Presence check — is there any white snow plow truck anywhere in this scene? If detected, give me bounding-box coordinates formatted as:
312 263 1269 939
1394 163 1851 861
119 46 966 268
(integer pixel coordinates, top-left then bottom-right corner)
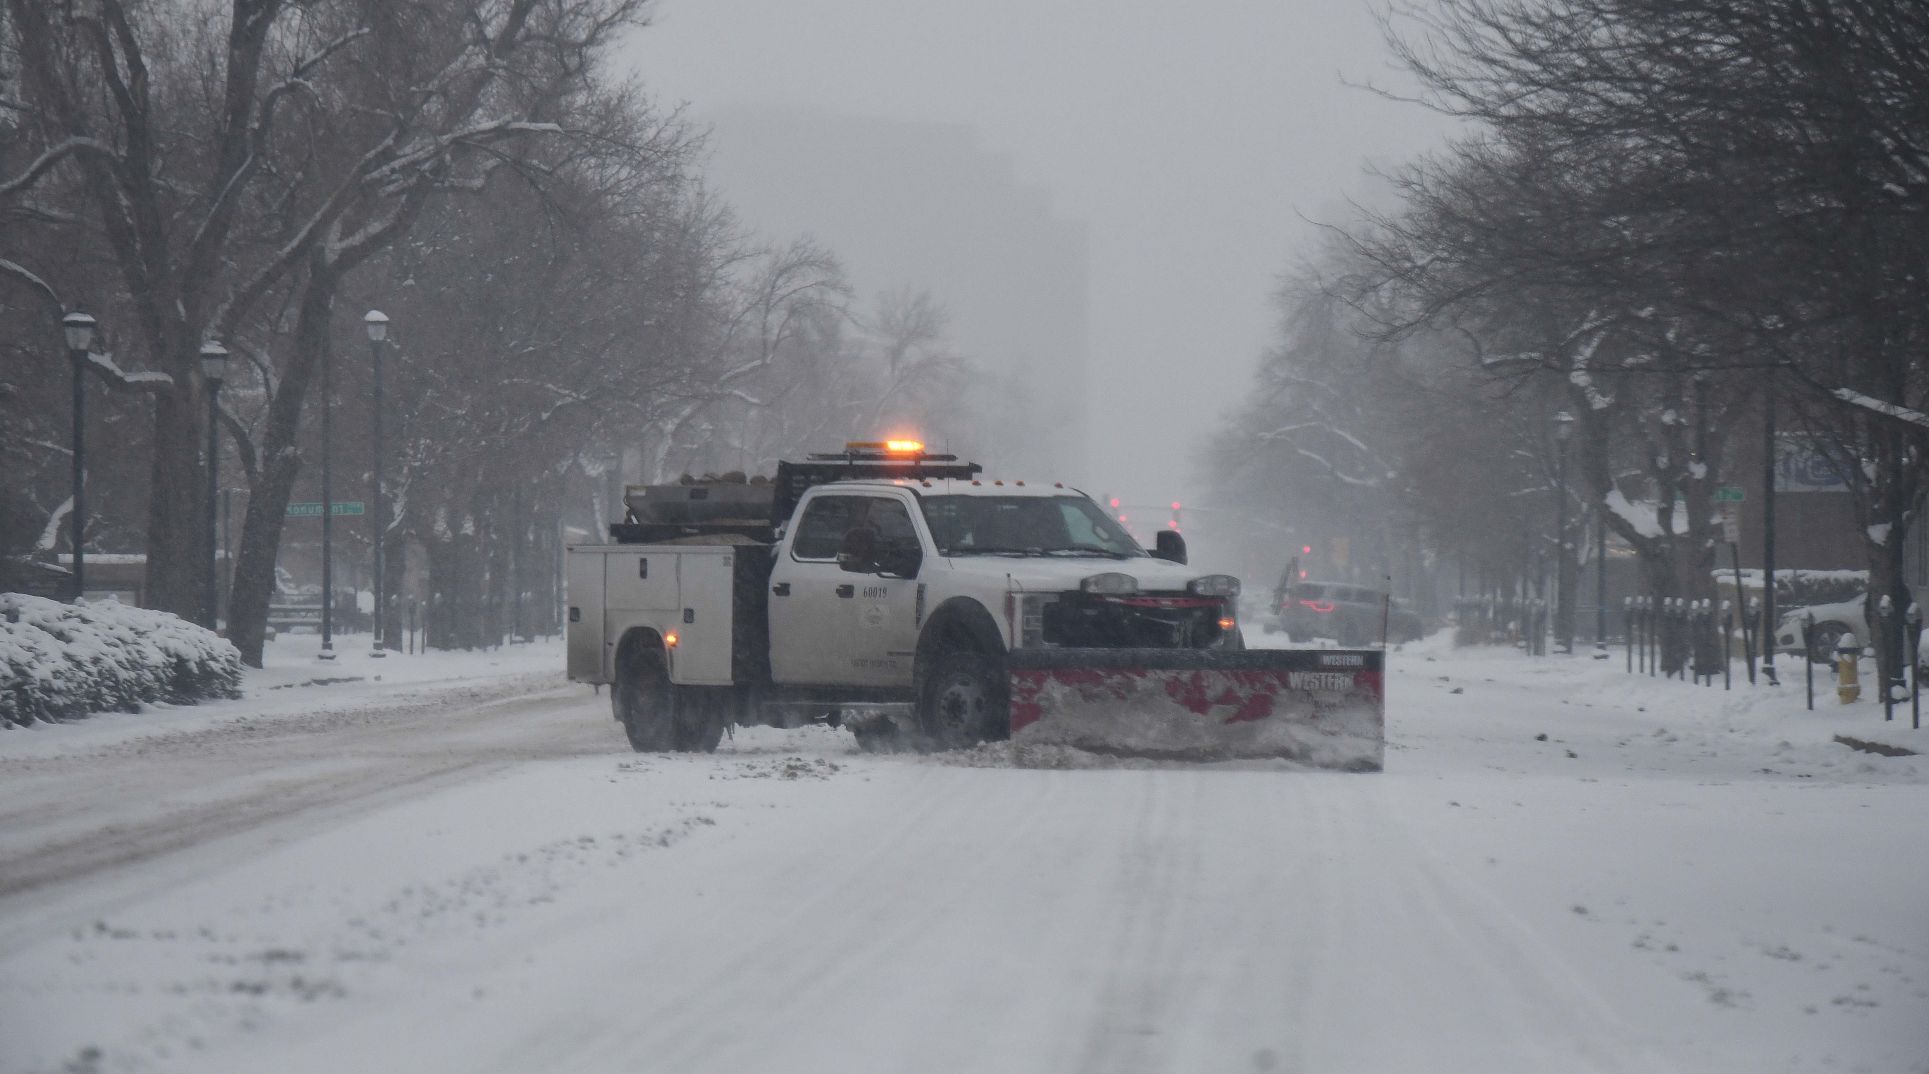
565 441 1383 769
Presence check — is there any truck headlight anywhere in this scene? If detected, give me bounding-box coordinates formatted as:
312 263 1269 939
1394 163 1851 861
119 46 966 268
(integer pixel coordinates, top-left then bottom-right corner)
1187 574 1240 598
1081 572 1139 595
1019 594 1055 647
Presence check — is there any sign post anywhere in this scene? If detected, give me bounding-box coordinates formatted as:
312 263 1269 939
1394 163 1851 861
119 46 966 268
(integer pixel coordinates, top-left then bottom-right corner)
1714 487 1753 682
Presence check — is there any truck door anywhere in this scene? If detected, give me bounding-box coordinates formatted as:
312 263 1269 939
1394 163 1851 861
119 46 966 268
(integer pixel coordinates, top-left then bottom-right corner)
840 495 925 688
768 493 862 684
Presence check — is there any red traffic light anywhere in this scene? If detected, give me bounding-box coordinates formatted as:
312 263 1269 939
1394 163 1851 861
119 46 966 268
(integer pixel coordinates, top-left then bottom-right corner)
1301 545 1312 555
1109 497 1121 508
1170 501 1181 511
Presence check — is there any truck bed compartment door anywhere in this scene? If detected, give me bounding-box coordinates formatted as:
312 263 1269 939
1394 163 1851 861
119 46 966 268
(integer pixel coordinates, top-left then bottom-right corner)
605 551 679 610
565 549 608 682
673 552 735 685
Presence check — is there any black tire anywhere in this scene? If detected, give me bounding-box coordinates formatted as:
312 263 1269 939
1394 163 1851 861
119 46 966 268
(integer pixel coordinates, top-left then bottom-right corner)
672 687 727 753
851 722 903 753
1807 620 1851 665
917 649 1008 751
614 644 676 752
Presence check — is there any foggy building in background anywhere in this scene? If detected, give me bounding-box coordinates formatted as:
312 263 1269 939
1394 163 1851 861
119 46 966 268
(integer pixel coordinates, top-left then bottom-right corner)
700 104 1091 480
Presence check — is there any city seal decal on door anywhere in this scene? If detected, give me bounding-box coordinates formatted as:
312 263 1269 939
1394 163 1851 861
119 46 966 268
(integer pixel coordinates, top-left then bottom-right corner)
861 603 889 629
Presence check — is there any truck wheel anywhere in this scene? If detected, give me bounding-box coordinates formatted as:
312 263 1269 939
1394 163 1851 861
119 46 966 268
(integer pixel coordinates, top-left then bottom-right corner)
615 645 677 752
918 650 1007 751
852 722 902 753
672 688 727 753
1806 621 1850 665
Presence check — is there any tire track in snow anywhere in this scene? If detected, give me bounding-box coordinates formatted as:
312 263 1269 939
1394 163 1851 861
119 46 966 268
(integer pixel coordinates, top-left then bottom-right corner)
479 763 985 1074
1071 771 1193 1074
0 684 597 956
142 748 1683 1074
1297 784 1677 1074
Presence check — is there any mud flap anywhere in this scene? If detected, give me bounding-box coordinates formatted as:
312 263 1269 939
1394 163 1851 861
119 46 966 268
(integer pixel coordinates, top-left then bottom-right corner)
1005 648 1385 771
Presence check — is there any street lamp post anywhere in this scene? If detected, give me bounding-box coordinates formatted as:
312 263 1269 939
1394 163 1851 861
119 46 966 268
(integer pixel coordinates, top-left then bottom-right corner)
1553 410 1576 654
365 310 389 657
319 321 336 661
62 312 96 602
1762 372 1779 685
1594 496 1608 652
200 340 230 630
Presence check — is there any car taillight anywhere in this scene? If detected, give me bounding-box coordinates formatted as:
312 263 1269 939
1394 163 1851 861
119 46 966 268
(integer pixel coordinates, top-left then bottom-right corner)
1299 599 1334 613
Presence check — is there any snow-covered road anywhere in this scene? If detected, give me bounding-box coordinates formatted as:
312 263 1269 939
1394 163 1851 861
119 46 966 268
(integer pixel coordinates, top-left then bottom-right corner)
2 639 1925 1073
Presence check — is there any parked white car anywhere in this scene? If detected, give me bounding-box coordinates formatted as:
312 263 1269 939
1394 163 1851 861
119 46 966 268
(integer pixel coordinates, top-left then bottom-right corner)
1773 599 1868 663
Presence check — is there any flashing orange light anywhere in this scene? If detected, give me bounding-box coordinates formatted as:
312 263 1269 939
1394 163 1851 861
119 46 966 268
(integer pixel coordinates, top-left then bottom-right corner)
844 439 925 454
1218 617 1236 631
664 631 680 648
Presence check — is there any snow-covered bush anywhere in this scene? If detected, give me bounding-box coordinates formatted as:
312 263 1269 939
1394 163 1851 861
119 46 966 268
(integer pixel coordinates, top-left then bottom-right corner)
0 593 242 728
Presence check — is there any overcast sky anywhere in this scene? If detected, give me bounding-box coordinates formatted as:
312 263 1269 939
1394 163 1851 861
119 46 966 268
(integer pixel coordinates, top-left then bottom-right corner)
620 0 1455 512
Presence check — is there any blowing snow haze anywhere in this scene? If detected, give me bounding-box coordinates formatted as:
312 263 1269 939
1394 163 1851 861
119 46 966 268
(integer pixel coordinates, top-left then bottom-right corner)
620 0 1452 504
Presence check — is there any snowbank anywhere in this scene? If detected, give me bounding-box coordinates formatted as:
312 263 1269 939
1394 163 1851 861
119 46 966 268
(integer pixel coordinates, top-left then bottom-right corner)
0 593 242 728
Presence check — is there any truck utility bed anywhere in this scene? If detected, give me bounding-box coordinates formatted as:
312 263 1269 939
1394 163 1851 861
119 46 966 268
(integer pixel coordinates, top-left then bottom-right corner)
565 542 772 687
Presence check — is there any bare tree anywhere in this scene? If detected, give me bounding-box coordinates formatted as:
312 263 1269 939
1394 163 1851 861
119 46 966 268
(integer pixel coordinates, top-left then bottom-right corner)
2 0 653 657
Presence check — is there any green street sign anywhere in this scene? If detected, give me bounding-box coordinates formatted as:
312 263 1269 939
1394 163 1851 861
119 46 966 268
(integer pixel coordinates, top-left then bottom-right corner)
1713 486 1746 503
286 501 365 517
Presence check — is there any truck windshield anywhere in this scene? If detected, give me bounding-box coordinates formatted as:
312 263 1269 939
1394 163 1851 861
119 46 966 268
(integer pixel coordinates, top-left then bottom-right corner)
919 495 1146 558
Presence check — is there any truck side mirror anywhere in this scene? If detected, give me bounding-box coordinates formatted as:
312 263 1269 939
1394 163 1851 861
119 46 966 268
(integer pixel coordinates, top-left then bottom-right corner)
837 526 880 573
879 545 922 579
1153 530 1188 565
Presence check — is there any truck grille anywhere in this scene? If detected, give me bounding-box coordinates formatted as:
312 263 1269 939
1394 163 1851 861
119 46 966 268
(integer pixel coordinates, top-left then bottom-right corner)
1040 592 1230 649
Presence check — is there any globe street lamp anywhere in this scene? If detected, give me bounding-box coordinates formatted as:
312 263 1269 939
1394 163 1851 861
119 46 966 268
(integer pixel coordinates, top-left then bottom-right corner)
62 311 96 601
364 309 389 657
1553 410 1576 654
200 340 230 630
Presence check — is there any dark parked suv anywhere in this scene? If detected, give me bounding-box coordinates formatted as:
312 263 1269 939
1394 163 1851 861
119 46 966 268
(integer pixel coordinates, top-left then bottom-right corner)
1268 580 1424 645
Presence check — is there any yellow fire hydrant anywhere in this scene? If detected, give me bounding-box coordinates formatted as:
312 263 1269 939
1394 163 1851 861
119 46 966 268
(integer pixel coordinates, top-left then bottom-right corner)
1836 633 1861 704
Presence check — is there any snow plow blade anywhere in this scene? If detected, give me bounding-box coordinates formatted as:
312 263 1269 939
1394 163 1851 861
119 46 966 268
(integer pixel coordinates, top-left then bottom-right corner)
1005 648 1384 770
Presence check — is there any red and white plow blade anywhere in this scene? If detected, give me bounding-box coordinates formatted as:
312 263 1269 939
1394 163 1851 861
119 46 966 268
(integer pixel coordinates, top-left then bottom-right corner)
1005 649 1385 770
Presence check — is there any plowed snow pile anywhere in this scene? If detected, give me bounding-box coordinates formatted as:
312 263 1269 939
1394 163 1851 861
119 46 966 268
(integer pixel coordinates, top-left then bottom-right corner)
1 594 241 727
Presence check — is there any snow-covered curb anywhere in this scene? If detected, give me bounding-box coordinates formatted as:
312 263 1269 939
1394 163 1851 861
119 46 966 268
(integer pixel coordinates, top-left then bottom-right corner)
0 593 242 728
